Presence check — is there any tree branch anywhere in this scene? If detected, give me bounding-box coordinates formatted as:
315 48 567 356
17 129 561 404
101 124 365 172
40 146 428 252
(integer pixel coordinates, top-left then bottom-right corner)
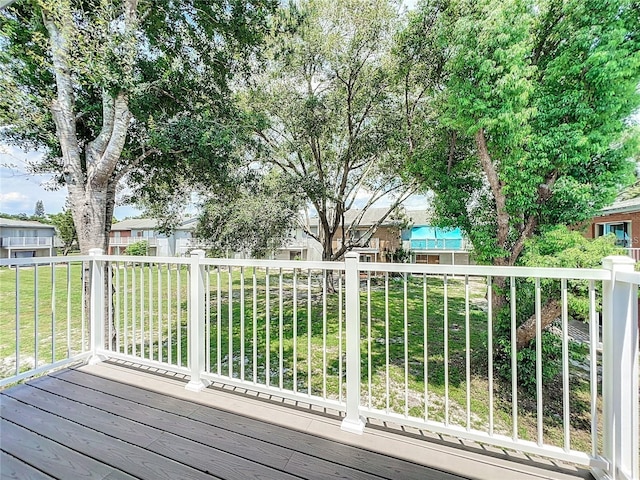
475 128 510 254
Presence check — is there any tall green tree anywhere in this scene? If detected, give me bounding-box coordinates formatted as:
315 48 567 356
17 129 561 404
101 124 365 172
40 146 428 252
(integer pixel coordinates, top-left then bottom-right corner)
248 0 417 261
195 171 302 258
399 0 640 345
33 200 45 217
48 202 77 255
0 0 277 254
401 0 639 269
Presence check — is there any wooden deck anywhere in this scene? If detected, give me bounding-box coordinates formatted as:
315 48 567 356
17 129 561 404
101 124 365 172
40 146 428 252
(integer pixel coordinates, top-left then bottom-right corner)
1 362 594 480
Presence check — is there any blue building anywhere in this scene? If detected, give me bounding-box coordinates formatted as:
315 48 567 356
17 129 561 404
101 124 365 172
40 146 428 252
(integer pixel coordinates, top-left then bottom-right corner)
404 211 472 265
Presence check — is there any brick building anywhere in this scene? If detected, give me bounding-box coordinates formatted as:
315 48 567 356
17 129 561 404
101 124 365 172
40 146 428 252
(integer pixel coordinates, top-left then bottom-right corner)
583 196 640 260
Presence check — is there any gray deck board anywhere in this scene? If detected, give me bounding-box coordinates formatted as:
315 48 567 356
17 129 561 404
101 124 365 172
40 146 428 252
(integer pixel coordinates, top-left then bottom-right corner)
0 450 55 480
2 385 299 480
0 419 123 480
27 377 296 470
1 365 592 480
0 395 217 480
1 369 467 480
53 369 462 480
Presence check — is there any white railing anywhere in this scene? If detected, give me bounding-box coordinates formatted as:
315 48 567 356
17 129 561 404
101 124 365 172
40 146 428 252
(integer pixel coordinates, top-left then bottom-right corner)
109 237 158 247
0 256 92 386
1 236 53 247
407 237 473 251
1 252 637 480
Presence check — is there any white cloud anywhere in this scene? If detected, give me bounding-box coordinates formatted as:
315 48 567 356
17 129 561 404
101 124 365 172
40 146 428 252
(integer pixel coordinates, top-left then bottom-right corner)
0 191 28 203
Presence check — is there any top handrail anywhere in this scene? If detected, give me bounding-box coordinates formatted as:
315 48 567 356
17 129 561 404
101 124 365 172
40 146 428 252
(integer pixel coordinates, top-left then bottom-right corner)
0 253 612 280
0 255 93 266
358 261 610 280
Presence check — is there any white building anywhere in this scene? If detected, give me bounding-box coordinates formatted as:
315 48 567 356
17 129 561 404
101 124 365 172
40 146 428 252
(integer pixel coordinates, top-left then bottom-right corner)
0 218 56 258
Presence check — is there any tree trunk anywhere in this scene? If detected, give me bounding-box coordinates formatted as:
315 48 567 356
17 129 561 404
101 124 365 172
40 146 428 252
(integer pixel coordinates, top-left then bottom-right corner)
69 183 111 254
43 5 134 352
516 300 561 349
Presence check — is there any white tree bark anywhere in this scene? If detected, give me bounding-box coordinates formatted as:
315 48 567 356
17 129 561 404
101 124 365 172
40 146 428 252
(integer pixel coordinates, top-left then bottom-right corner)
42 3 135 254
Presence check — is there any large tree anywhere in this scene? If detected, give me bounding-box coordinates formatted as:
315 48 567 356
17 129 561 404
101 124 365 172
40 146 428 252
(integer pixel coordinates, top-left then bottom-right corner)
398 0 640 346
195 170 302 258
0 0 277 254
401 0 640 269
247 0 417 261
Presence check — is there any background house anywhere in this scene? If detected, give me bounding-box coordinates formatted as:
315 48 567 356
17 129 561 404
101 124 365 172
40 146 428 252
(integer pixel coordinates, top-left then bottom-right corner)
403 210 473 265
273 218 323 261
274 207 474 264
110 218 212 257
110 218 176 256
330 208 404 262
583 195 640 261
0 218 56 258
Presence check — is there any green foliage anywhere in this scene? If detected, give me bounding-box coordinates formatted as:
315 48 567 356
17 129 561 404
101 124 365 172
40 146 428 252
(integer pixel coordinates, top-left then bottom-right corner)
0 212 46 222
195 171 302 258
521 226 625 268
0 0 279 244
494 226 623 391
247 0 414 260
33 200 45 218
399 0 640 265
387 247 411 263
47 207 77 254
124 240 148 256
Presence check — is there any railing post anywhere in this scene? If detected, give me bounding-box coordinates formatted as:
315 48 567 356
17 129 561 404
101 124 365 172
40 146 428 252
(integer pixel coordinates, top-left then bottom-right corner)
600 256 639 480
186 249 210 392
88 248 106 365
341 252 365 434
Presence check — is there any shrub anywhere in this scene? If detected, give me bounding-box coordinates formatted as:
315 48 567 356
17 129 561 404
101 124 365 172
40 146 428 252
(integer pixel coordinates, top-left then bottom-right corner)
124 240 148 256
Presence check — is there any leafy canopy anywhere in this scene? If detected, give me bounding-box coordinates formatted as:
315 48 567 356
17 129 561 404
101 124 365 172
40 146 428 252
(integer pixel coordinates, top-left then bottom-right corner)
400 0 640 265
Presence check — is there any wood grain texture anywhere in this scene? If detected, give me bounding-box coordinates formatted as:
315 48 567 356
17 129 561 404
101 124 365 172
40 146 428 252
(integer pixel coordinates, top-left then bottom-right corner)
1 368 478 480
0 396 216 480
0 420 117 480
53 369 459 480
28 377 295 469
0 450 55 480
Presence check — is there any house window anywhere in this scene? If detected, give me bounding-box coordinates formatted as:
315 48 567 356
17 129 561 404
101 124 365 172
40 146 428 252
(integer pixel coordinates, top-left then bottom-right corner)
597 222 631 247
415 254 439 264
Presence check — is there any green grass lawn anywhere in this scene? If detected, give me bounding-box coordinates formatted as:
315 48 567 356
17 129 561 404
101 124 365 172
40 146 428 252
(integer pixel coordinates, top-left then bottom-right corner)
0 262 88 374
0 261 598 453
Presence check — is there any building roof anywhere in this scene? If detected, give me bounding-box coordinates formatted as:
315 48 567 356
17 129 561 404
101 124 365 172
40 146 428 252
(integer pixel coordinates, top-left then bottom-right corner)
599 196 640 216
406 209 432 226
344 207 399 227
111 218 160 231
111 217 198 231
304 207 433 229
0 217 55 229
176 218 198 230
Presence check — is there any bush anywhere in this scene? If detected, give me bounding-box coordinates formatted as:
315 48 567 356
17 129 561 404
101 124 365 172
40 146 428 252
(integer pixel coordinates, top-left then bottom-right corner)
124 240 148 256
